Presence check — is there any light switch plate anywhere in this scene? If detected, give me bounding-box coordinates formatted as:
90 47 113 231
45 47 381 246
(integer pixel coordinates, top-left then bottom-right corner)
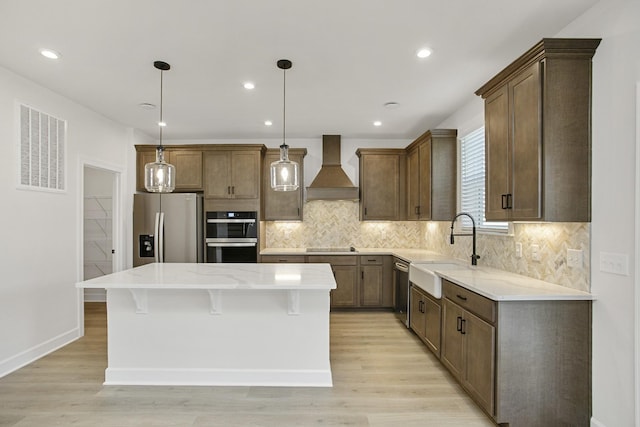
600 252 629 276
567 249 583 268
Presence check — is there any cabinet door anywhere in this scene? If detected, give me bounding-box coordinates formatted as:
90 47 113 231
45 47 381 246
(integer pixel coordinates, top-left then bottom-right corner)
409 286 426 338
204 151 231 199
263 151 303 220
418 140 432 220
423 295 441 356
330 265 358 308
406 147 420 220
361 154 400 220
360 265 383 307
136 150 157 191
484 85 511 221
231 151 260 199
463 310 495 416
441 298 465 380
510 62 541 220
168 150 203 190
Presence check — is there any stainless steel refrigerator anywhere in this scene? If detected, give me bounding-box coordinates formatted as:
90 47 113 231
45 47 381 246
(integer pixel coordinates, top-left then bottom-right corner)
133 193 203 267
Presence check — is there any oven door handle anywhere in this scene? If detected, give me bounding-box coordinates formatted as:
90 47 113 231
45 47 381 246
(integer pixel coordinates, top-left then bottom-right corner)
207 242 257 248
206 219 256 224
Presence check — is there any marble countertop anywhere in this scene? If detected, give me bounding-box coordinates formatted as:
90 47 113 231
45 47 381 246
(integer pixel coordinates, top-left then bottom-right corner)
261 247 593 301
77 262 337 290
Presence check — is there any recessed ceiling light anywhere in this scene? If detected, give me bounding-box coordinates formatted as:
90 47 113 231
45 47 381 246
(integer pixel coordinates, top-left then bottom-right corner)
264 120 273 126
243 82 255 90
384 102 400 109
416 48 432 59
40 48 60 60
158 121 167 127
373 121 382 127
138 102 156 110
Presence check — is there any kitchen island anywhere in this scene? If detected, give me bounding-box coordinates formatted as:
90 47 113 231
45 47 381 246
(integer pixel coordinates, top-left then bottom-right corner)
77 262 336 387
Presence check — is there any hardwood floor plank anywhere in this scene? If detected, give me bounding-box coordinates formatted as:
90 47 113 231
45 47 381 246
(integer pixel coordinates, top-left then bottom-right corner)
0 304 494 427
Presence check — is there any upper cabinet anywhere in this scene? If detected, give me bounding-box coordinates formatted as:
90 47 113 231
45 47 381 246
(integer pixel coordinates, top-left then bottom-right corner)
356 149 406 221
135 146 203 192
204 145 265 210
262 148 307 221
405 129 457 221
476 38 600 222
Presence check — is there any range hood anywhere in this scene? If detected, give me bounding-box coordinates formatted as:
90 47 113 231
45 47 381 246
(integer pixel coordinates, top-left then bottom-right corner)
306 135 359 201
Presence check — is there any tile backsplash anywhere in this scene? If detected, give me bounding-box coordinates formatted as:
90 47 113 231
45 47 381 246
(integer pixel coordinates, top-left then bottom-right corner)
264 200 590 291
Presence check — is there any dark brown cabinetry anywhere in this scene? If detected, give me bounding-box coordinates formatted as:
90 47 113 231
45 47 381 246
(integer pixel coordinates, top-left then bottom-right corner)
260 255 306 263
306 255 358 308
409 285 442 356
440 279 591 425
476 38 600 222
262 148 306 221
406 129 457 221
356 149 406 221
359 256 384 307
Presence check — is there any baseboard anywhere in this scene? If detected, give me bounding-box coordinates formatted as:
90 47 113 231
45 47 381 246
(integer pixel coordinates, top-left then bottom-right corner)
591 417 606 427
104 367 333 387
0 327 81 378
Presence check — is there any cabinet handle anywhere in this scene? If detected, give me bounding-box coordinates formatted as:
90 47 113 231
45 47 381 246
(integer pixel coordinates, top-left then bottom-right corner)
507 193 512 209
461 319 466 335
297 207 300 216
456 294 468 301
364 207 368 216
361 271 364 280
227 186 231 195
501 194 508 209
231 186 235 195
415 206 420 215
456 316 462 332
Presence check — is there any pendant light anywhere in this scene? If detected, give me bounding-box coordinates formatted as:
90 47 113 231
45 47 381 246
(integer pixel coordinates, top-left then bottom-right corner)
270 59 299 191
144 61 175 193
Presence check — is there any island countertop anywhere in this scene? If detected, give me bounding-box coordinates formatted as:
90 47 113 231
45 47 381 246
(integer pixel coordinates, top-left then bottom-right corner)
77 262 337 291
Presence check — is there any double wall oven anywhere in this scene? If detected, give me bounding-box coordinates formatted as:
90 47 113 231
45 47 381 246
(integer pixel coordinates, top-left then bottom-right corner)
205 211 257 263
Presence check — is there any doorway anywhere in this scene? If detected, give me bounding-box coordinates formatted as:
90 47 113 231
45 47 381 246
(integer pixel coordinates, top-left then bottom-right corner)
82 166 118 301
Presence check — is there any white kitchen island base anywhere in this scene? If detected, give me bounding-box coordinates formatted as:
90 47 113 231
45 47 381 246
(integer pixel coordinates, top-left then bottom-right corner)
78 263 336 387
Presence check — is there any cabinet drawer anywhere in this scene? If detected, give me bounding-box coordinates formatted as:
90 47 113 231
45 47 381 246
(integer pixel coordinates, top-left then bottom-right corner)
443 280 496 324
261 255 306 263
306 255 357 266
360 255 383 265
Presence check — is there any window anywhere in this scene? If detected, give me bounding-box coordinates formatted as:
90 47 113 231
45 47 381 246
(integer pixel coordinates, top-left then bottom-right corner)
459 127 508 232
19 104 66 191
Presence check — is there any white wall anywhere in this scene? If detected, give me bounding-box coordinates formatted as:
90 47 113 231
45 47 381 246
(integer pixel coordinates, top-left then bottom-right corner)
437 1 640 424
0 66 135 377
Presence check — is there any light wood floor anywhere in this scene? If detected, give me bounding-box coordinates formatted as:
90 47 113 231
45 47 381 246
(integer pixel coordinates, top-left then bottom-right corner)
0 303 494 427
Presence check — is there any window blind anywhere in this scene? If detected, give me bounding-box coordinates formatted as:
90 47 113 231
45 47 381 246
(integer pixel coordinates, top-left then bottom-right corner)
460 127 508 232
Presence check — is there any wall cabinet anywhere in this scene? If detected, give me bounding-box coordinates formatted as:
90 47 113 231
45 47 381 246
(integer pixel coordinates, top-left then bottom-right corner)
405 129 457 221
204 150 261 199
409 285 442 357
135 147 203 192
440 279 591 425
262 148 306 221
356 149 406 221
476 38 600 222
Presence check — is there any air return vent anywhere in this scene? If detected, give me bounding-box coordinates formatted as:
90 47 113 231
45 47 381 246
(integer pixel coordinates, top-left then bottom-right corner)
19 104 66 191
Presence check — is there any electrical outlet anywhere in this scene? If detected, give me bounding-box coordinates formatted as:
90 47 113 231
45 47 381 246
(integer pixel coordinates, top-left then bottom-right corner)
600 252 629 276
567 249 583 268
531 244 541 262
515 242 522 258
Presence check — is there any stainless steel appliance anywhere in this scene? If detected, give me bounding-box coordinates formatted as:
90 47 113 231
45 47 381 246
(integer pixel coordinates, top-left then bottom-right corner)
205 211 257 263
133 193 203 267
393 258 410 327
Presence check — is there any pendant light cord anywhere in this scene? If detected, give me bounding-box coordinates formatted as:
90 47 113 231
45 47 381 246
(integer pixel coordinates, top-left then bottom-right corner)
159 69 164 149
282 65 286 148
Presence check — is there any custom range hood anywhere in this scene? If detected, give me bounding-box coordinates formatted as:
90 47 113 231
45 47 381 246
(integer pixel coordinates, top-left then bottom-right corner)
306 135 359 201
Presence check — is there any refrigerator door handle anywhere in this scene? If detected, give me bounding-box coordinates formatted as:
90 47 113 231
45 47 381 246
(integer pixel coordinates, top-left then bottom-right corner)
158 212 165 263
154 212 160 263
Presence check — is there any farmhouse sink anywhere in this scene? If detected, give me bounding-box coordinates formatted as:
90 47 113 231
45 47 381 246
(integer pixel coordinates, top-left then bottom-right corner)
409 262 470 299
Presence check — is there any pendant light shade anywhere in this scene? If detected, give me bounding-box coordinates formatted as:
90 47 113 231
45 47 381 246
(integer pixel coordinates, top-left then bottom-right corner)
144 61 175 193
270 59 299 192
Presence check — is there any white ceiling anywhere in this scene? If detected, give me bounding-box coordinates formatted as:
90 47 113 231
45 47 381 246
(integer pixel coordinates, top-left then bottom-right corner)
0 0 599 141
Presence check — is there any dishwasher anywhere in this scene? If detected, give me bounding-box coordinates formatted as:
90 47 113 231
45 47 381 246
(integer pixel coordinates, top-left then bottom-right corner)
393 258 410 327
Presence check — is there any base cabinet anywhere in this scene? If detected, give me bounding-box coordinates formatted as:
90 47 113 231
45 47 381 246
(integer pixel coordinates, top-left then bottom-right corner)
440 279 591 426
410 285 442 357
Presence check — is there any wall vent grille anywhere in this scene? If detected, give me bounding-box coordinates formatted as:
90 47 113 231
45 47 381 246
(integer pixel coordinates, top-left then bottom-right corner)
19 104 66 191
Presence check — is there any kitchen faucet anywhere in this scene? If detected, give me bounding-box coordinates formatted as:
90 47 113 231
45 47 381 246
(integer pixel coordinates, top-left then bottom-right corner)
450 212 480 266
